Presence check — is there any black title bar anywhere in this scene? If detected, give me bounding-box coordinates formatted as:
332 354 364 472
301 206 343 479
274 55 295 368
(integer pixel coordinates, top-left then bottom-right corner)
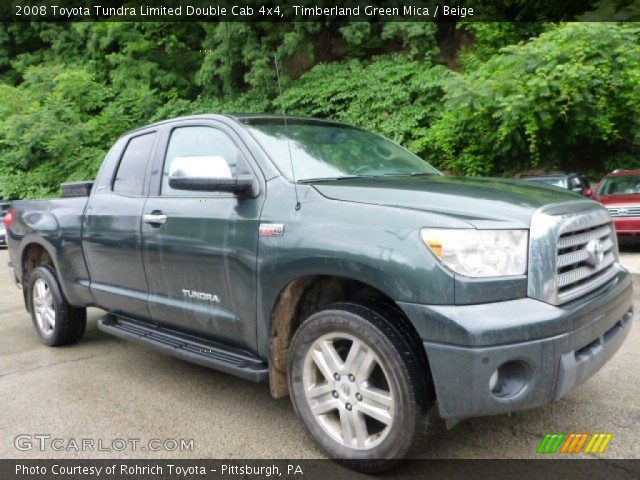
2 459 640 480
1 0 639 22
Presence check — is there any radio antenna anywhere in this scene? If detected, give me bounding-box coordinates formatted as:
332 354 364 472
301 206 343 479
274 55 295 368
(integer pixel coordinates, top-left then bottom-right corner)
274 54 300 211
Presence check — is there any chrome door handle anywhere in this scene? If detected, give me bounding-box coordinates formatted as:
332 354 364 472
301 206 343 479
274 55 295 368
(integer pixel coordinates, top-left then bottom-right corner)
143 213 167 225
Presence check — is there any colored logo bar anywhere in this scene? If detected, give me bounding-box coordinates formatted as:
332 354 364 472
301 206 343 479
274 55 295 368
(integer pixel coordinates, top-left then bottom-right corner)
537 433 612 454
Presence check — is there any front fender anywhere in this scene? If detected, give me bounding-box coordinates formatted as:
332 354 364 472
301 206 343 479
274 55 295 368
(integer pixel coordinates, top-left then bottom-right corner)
254 181 456 358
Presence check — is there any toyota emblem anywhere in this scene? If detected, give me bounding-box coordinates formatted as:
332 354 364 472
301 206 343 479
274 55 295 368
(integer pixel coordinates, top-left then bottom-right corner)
585 238 606 266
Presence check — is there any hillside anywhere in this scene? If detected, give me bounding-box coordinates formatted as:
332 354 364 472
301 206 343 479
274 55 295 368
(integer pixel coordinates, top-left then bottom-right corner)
1 22 639 198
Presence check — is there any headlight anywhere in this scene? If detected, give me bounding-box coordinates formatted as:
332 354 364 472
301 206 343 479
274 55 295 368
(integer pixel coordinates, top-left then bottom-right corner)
420 228 528 277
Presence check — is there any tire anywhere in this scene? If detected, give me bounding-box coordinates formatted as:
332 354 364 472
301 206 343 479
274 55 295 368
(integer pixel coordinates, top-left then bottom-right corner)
28 265 86 346
288 302 433 472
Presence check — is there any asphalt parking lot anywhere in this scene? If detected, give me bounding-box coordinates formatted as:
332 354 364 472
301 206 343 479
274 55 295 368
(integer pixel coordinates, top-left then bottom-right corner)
0 247 638 460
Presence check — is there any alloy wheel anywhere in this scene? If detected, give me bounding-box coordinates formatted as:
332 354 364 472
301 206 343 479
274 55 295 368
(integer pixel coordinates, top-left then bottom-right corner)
302 333 395 450
32 278 55 336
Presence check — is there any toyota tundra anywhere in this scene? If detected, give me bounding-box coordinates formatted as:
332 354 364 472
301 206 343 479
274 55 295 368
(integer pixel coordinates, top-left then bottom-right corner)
4 115 633 469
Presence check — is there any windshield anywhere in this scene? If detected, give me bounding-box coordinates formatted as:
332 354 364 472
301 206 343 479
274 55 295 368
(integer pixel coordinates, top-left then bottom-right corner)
242 119 440 181
598 175 640 196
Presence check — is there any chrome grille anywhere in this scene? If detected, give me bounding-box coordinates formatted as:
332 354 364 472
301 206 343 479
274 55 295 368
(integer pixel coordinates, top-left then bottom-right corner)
605 205 640 217
528 202 620 305
556 219 618 303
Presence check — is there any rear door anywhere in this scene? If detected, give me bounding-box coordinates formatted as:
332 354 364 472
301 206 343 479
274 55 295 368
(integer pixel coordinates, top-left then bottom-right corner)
82 130 158 319
141 120 264 350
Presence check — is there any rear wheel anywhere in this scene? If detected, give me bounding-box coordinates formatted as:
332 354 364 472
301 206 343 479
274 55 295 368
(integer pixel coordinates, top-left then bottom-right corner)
288 303 432 471
28 266 86 346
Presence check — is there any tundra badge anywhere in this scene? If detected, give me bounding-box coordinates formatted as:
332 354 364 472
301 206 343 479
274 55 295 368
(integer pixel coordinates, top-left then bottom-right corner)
182 290 221 303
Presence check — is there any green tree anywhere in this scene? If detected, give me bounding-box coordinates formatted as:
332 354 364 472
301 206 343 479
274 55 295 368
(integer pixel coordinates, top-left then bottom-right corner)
424 23 640 176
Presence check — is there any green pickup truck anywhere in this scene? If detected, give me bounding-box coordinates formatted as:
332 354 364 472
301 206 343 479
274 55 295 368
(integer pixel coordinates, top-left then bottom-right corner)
5 115 633 468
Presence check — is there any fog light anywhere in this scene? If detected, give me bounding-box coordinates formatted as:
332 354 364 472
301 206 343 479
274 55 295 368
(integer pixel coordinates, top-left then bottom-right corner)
490 360 530 398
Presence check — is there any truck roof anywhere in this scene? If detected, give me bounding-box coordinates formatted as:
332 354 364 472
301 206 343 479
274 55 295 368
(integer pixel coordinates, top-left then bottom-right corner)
124 114 347 136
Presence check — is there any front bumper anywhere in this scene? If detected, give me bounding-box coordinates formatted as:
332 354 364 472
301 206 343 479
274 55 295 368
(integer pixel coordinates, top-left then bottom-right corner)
399 270 633 421
613 216 640 235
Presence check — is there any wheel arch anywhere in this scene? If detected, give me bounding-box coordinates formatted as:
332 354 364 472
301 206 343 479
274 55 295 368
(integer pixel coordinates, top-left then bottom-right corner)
19 239 57 311
17 233 93 308
21 240 55 277
267 274 431 400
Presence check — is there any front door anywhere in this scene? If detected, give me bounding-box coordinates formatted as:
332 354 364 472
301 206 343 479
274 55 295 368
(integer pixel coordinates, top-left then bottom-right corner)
141 122 263 350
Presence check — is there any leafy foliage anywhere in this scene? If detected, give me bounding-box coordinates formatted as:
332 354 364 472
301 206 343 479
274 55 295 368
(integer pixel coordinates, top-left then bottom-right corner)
424 23 640 177
279 56 452 154
0 21 639 198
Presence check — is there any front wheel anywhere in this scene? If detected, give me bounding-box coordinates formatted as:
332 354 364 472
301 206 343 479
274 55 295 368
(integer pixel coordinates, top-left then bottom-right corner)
28 265 86 346
288 303 432 471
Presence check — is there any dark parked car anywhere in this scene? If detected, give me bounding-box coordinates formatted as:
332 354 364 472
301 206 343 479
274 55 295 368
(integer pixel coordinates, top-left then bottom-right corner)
4 115 633 468
518 173 592 196
592 169 640 237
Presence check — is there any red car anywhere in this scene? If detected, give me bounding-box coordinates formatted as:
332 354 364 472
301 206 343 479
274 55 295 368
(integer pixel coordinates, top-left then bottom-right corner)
593 169 640 236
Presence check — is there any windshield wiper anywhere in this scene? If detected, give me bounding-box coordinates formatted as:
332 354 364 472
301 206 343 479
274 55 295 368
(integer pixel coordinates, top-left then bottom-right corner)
299 172 438 183
382 172 438 177
298 175 362 183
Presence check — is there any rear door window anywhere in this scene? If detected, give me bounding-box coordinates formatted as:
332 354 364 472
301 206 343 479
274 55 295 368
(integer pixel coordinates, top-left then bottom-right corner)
113 132 157 196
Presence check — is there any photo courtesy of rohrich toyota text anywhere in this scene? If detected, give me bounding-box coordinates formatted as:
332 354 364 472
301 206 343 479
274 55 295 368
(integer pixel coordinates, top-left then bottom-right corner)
0 1 639 479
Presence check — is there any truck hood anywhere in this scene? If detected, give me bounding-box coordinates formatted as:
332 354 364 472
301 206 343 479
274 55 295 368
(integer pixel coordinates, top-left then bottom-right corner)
310 175 583 228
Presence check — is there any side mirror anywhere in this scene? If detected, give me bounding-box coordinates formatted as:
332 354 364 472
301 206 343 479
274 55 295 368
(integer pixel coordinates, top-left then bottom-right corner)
167 155 256 196
169 174 254 194
583 188 593 197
